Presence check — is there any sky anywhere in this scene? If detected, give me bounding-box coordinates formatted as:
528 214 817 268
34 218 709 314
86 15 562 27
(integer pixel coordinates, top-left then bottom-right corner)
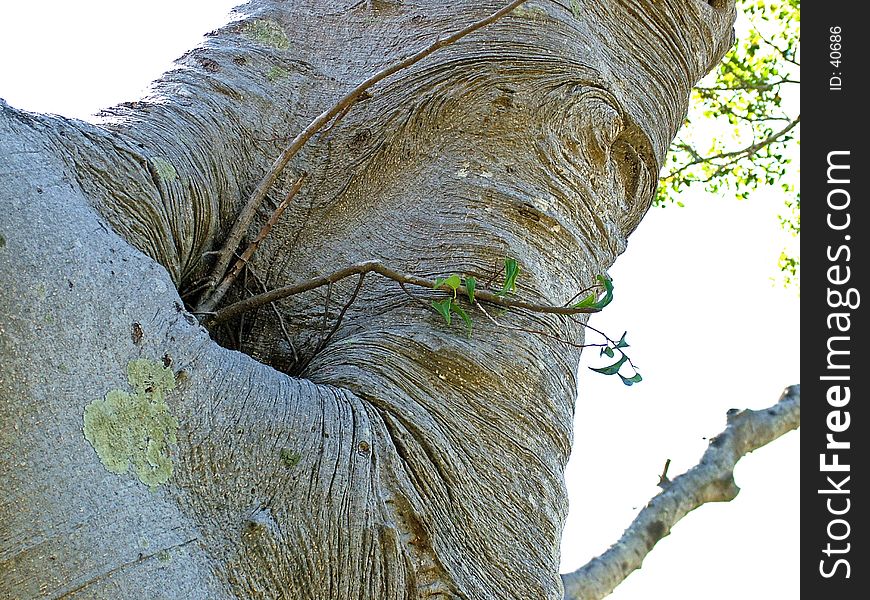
0 2 799 598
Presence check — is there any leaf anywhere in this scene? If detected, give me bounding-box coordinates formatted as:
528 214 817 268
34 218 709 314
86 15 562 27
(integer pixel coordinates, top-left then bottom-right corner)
572 292 597 309
619 372 643 386
443 274 462 292
451 302 473 335
573 274 614 310
502 258 519 295
431 299 452 325
615 332 629 349
464 276 476 304
589 354 628 376
591 274 614 309
600 346 615 358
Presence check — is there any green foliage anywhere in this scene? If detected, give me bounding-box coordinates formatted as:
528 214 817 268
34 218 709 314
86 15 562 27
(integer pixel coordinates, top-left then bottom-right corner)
592 332 641 386
465 276 477 303
428 262 640 384
657 0 800 286
501 258 519 296
573 275 614 310
451 302 473 334
431 298 454 325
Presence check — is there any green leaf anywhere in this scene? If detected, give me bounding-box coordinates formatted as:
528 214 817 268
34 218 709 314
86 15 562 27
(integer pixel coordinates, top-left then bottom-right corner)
615 332 629 349
443 274 462 292
431 299 452 325
572 292 597 309
600 346 615 358
464 276 476 304
451 302 473 335
589 354 628 376
619 372 643 386
502 258 519 295
592 275 614 309
574 275 614 310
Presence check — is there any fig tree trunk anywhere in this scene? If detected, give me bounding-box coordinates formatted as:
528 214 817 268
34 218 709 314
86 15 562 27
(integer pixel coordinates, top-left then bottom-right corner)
0 1 736 598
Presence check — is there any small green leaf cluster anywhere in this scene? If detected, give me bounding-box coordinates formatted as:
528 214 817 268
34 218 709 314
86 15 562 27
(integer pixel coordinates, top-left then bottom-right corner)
429 261 641 385
657 0 800 285
432 272 477 335
572 275 614 310
431 258 521 335
591 332 642 386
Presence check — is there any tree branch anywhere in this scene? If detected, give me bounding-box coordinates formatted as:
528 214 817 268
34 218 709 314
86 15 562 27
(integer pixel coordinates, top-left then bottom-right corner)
207 260 600 325
662 115 800 182
694 77 799 92
199 174 307 312
561 385 800 600
195 0 529 310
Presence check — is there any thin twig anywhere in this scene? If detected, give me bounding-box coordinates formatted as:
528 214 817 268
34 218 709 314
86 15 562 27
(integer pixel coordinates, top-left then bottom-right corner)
657 458 672 488
297 273 367 374
199 0 530 301
694 77 799 92
321 282 333 334
474 301 598 350
562 283 600 307
242 264 300 365
398 281 435 311
208 260 600 325
199 174 307 312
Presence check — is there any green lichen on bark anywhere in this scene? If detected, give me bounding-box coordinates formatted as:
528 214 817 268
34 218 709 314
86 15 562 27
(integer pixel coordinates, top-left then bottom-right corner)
83 359 179 490
267 65 289 82
280 447 301 468
151 157 177 183
243 19 290 50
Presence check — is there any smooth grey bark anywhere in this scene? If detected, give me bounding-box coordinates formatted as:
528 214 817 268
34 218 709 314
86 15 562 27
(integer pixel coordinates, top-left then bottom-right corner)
0 1 736 598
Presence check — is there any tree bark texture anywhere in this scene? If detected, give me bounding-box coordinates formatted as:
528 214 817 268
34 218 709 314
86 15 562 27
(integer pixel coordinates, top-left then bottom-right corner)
0 1 736 598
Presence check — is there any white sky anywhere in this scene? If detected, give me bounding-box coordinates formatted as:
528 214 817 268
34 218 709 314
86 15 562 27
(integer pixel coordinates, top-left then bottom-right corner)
0 2 799 598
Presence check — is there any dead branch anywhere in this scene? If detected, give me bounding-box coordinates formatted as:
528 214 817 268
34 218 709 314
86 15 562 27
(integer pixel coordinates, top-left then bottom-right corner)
560 385 800 600
200 174 307 312
661 115 800 183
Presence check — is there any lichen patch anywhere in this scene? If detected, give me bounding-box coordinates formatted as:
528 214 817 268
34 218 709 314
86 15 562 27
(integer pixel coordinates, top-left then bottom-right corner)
267 65 290 82
83 359 179 490
151 157 177 183
243 19 290 50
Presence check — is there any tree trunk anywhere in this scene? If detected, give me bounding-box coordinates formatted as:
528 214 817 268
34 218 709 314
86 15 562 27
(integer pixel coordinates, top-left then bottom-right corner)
0 1 736 598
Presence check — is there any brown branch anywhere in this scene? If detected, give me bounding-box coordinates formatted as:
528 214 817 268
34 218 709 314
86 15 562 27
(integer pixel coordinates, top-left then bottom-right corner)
199 174 307 313
561 385 800 600
208 260 599 325
197 0 530 304
662 115 800 182
296 273 367 375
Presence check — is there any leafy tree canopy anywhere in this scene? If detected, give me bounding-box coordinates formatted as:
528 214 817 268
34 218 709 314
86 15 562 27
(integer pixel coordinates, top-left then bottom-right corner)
657 0 800 287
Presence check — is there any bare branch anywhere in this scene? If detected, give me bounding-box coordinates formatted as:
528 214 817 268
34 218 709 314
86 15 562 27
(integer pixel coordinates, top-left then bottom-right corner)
561 385 800 600
198 0 530 301
662 115 800 182
198 174 307 313
694 77 799 92
474 301 598 350
296 273 367 374
208 260 600 325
